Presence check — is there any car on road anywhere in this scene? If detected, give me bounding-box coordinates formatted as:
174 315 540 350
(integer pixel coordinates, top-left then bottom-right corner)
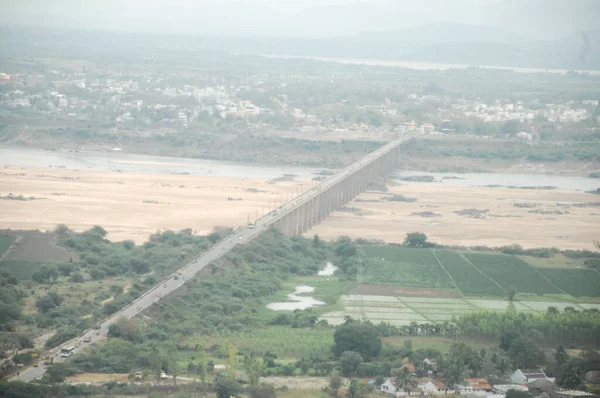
163 284 167 288
83 336 91 343
238 237 242 241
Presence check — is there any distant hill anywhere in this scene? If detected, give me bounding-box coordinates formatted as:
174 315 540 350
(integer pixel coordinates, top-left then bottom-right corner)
357 22 527 45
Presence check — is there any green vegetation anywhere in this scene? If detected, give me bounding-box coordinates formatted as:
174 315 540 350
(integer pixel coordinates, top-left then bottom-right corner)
538 269 600 298
360 246 453 288
435 250 506 296
0 260 57 281
0 234 15 257
465 252 563 295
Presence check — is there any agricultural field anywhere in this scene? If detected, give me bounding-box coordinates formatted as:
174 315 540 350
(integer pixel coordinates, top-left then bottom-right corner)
0 259 51 280
361 246 454 288
434 250 506 296
464 253 563 295
537 268 600 298
319 292 600 326
0 234 15 257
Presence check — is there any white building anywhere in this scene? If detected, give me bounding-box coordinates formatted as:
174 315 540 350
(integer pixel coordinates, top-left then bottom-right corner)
511 369 554 384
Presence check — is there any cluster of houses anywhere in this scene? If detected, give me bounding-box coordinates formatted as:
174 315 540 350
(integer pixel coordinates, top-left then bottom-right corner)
378 361 598 398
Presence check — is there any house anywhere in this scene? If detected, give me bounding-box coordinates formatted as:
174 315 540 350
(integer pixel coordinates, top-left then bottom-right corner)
415 377 449 394
457 378 493 396
380 378 401 396
511 369 554 384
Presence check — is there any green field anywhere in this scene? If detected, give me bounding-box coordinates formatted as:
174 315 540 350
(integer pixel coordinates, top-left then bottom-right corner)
361 246 453 288
538 269 600 298
184 327 334 358
0 260 47 280
0 235 15 257
465 253 563 295
435 250 506 296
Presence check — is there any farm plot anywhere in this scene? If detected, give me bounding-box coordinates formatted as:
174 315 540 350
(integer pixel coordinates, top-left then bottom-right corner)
465 253 562 295
538 269 600 298
0 260 51 280
466 299 532 311
396 296 466 304
435 250 506 296
0 235 15 257
361 246 454 288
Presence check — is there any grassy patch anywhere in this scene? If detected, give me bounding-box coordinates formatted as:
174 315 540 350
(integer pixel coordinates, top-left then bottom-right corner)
360 246 453 288
537 269 600 298
465 253 562 295
383 335 495 353
184 326 334 359
435 250 506 296
0 235 15 257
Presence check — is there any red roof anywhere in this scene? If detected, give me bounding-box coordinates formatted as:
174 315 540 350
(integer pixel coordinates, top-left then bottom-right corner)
465 378 492 390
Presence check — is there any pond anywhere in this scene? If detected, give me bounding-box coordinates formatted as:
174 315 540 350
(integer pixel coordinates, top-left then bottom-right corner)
266 285 325 311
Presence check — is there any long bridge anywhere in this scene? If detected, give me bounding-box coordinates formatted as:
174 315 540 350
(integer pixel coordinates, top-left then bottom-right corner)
13 137 408 382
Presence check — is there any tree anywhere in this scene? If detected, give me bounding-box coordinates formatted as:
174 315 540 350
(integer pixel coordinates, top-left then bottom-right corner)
347 379 372 398
554 345 568 367
333 323 382 360
243 352 263 386
507 336 546 369
495 358 511 378
404 232 429 248
340 351 363 377
438 353 466 388
329 373 343 397
32 266 58 284
507 285 518 301
246 384 276 398
214 376 242 398
393 366 415 393
557 358 585 389
35 292 63 314
313 234 321 248
506 390 534 398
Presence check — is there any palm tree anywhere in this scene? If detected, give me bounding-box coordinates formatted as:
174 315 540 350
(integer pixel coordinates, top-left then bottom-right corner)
394 366 415 394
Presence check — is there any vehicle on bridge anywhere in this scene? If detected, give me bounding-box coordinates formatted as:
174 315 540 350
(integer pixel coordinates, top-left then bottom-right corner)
60 346 75 357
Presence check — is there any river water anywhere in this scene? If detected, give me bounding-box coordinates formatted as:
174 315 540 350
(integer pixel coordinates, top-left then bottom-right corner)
1 145 597 191
393 170 599 192
0 145 327 181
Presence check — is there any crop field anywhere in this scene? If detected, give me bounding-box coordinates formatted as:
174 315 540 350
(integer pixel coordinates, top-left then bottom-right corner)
361 246 454 288
0 235 15 257
321 292 600 326
0 260 48 280
434 250 506 296
538 269 600 298
464 253 562 295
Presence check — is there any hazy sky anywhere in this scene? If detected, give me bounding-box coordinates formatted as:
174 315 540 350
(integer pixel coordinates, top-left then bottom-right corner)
0 0 596 39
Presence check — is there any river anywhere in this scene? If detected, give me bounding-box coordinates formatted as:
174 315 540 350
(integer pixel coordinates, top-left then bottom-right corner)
264 55 600 76
393 170 599 192
0 145 328 181
1 145 597 191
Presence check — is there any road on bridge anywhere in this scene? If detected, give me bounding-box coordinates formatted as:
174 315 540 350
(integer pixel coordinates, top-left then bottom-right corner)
12 138 406 382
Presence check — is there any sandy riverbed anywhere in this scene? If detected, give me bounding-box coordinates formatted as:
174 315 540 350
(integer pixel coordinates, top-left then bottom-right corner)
1 165 598 249
308 184 600 250
0 166 307 243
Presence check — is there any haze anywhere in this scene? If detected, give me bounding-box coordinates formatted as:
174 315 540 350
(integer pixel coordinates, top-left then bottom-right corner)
1 0 598 39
